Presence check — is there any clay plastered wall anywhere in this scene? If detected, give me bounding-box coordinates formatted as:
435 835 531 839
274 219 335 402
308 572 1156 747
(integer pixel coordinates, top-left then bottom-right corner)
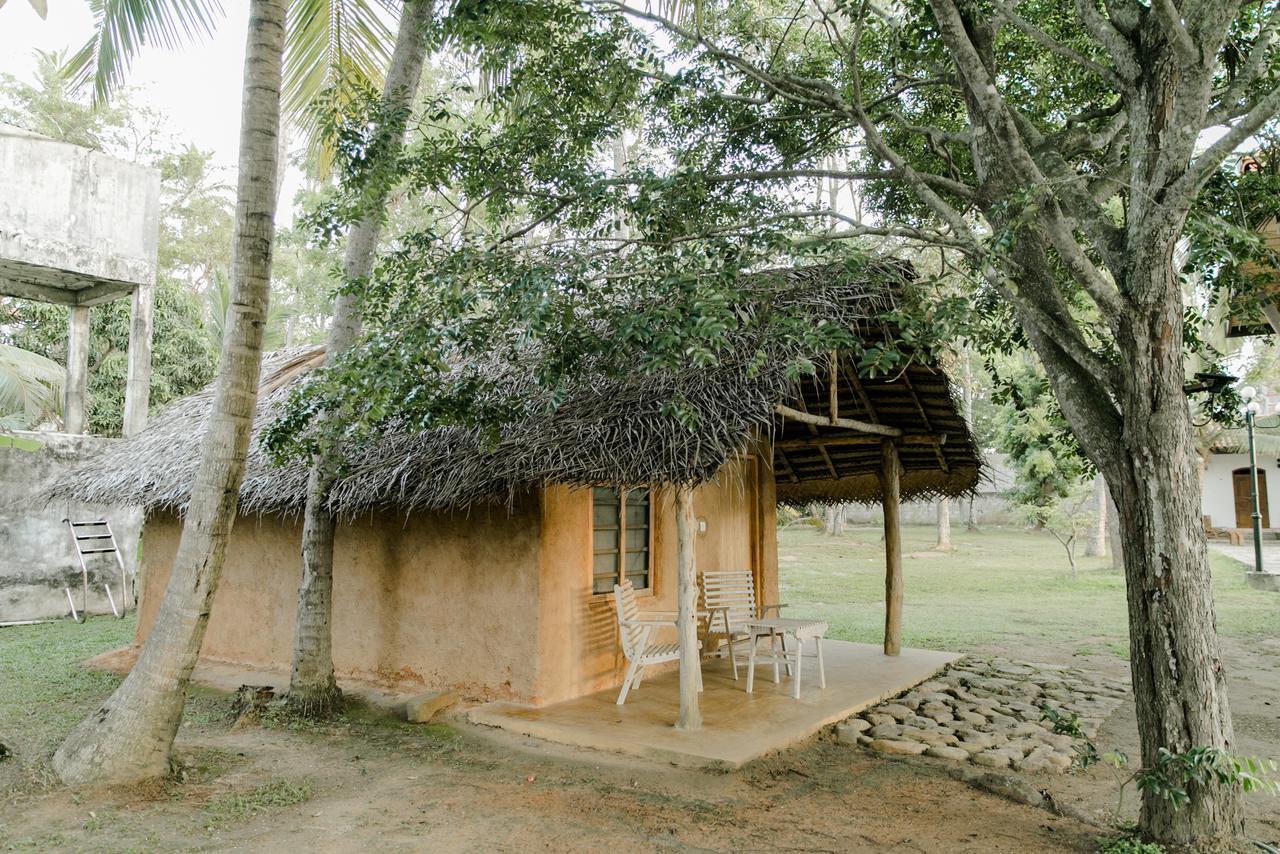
137 502 543 700
0 432 140 623
535 451 778 705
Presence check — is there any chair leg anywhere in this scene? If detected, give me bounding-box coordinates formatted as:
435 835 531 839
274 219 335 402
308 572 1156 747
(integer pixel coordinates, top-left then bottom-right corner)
780 631 792 678
726 633 739 681
791 636 803 700
632 662 646 692
617 658 640 705
815 636 826 689
746 633 757 694
770 631 781 684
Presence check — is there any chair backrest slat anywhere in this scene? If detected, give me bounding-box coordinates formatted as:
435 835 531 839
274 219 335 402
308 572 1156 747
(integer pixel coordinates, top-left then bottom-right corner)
701 567 758 632
613 581 644 659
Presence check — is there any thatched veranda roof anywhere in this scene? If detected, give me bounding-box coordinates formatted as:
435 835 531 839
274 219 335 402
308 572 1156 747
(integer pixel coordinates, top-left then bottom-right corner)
49 264 980 517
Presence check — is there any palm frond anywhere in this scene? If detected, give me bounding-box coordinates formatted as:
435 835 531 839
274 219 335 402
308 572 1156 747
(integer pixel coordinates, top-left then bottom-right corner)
63 0 225 103
283 0 398 176
0 343 65 429
205 271 296 351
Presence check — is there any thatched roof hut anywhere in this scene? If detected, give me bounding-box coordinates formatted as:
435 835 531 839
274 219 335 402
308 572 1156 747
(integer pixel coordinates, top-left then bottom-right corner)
49 263 979 517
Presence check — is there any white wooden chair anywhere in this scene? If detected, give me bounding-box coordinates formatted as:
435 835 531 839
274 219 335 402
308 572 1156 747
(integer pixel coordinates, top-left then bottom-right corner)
701 567 786 680
612 580 703 705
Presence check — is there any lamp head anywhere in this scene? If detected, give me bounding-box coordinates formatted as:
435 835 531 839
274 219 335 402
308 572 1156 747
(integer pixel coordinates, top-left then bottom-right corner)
1247 400 1261 415
1241 385 1257 401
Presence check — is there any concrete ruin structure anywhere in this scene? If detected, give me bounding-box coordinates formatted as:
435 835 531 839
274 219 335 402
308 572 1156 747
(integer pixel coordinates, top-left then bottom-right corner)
0 124 159 623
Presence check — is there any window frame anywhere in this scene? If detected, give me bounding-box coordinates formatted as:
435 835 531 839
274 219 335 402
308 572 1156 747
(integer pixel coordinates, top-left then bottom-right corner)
590 487 654 596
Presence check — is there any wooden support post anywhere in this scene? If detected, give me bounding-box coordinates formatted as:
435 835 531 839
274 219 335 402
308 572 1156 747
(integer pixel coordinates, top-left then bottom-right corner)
880 440 903 656
64 304 90 434
122 284 155 437
674 486 702 731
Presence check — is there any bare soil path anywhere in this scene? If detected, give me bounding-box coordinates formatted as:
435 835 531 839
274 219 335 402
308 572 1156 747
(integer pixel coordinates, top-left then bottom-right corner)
3 700 1102 853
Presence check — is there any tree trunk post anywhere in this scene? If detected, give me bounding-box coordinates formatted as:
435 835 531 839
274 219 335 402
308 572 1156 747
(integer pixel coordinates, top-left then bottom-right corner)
880 440 903 656
122 283 154 437
287 0 435 717
674 486 701 731
63 304 90 434
51 0 284 786
1084 474 1107 558
935 497 952 551
1107 490 1122 572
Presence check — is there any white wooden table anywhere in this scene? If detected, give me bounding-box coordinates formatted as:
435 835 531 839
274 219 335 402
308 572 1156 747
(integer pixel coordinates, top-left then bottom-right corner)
744 617 828 699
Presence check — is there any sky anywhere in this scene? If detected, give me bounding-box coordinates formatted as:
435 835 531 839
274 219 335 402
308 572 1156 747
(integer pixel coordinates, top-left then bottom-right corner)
0 0 303 219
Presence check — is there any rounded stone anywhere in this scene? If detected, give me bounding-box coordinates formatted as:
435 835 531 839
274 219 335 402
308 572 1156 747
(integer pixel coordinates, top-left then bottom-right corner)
925 745 970 762
972 749 1014 768
879 703 914 721
868 723 904 739
868 738 929 756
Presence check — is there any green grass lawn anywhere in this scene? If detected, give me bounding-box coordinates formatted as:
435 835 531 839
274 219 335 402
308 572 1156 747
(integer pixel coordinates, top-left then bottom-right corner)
0 616 134 775
778 523 1280 657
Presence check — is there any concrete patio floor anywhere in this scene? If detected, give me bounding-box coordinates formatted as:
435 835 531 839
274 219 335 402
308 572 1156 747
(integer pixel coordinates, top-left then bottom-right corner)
468 640 962 767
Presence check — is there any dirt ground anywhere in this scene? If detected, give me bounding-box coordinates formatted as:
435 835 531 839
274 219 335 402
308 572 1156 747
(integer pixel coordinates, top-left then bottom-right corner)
3 635 1277 853
3 703 1100 853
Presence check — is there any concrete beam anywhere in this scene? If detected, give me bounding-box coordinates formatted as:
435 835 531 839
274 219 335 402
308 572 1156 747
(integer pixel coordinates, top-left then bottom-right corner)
0 263 138 306
63 305 91 434
122 284 154 436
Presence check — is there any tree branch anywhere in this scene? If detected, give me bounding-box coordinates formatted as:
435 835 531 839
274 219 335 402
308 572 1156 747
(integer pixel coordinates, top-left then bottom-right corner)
1180 78 1280 196
1151 0 1199 64
992 0 1125 88
1074 0 1140 81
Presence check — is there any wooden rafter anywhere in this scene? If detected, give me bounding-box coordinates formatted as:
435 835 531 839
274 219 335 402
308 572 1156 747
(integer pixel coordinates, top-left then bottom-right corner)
898 367 949 474
828 350 839 424
789 393 839 478
774 404 902 438
775 434 944 450
840 352 882 427
773 445 801 482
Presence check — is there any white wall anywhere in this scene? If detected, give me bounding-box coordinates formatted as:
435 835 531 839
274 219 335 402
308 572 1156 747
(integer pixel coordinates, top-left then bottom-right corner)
1201 452 1280 528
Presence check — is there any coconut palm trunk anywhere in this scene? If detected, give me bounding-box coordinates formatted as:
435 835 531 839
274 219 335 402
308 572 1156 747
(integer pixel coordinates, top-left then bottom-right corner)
285 0 434 717
52 0 285 786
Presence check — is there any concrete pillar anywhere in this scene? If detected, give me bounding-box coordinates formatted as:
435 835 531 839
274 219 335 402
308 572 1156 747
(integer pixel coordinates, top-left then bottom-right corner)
122 284 154 437
63 304 90 434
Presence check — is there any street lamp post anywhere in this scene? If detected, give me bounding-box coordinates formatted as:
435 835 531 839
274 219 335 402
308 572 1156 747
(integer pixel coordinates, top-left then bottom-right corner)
1240 386 1265 574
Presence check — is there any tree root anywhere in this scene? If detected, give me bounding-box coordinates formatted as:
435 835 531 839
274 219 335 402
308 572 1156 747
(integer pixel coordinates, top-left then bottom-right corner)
280 682 345 720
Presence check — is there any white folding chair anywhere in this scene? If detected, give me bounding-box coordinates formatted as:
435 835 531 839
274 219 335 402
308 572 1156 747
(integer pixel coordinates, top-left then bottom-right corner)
612 580 702 705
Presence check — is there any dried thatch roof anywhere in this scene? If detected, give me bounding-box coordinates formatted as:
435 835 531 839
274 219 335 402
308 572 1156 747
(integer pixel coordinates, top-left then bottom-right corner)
49 264 979 517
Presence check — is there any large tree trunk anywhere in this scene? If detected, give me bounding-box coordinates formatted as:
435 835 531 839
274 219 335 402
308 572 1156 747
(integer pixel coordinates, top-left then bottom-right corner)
51 0 284 785
1107 491 1123 572
934 497 952 551
824 503 844 536
1026 244 1243 844
1084 474 1107 557
286 0 434 717
1100 269 1243 845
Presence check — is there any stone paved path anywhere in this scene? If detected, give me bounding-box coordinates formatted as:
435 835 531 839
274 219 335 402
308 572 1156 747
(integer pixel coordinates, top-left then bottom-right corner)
837 657 1130 772
1208 539 1280 573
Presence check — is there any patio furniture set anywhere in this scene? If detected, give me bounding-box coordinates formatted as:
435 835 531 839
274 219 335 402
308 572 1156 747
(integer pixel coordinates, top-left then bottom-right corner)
612 566 828 705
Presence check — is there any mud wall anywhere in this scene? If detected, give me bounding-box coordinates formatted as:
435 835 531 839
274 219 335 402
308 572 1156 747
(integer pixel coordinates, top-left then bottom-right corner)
136 501 544 701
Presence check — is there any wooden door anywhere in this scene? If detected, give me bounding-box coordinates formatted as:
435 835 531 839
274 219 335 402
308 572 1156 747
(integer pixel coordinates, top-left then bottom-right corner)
1233 467 1271 528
